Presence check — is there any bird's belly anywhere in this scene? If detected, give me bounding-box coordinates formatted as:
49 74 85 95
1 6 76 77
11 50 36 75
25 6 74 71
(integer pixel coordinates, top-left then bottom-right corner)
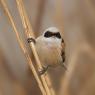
36 44 62 67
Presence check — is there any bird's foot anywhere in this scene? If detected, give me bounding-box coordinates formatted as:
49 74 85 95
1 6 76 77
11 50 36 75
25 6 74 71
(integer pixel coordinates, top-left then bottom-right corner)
27 37 36 43
38 66 49 75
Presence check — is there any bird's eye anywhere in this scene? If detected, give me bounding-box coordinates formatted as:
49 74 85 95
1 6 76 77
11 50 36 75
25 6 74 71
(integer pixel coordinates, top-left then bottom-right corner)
44 31 52 37
55 33 61 38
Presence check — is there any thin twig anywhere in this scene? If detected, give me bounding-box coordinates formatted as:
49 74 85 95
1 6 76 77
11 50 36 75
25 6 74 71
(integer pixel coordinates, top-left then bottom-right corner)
0 0 46 95
45 76 56 95
16 0 52 95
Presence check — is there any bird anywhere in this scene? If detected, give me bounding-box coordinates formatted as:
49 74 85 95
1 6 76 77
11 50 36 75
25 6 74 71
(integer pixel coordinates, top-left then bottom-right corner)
27 27 66 75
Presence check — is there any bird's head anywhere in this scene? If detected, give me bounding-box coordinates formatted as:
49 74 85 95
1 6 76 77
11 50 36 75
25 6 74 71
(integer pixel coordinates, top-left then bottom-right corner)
43 27 61 39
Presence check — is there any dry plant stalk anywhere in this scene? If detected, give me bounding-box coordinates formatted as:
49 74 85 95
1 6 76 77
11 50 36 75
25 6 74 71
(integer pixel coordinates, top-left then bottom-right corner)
16 0 54 95
0 0 46 95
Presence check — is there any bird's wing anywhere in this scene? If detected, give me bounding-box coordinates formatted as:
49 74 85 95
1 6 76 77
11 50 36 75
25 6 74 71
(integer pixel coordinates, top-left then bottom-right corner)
61 39 65 62
61 38 67 69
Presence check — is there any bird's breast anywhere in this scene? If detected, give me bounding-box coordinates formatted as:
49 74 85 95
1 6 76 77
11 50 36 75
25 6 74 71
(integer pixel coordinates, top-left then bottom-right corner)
36 39 62 67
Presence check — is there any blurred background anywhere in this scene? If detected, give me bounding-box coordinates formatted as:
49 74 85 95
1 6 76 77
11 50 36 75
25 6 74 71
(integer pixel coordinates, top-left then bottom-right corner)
0 0 95 95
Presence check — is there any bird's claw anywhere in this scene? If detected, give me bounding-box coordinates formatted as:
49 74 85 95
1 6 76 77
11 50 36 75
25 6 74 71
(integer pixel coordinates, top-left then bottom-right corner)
38 66 49 75
27 37 36 43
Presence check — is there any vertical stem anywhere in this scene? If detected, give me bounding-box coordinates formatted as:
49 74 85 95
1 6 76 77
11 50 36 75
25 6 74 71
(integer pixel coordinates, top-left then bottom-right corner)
0 0 46 95
16 0 52 95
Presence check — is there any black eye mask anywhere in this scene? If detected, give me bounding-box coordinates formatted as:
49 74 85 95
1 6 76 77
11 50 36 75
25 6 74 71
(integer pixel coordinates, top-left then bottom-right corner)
44 31 61 39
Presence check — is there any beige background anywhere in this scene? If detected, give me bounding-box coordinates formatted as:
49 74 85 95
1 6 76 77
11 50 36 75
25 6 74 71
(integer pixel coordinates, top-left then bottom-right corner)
0 0 95 95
